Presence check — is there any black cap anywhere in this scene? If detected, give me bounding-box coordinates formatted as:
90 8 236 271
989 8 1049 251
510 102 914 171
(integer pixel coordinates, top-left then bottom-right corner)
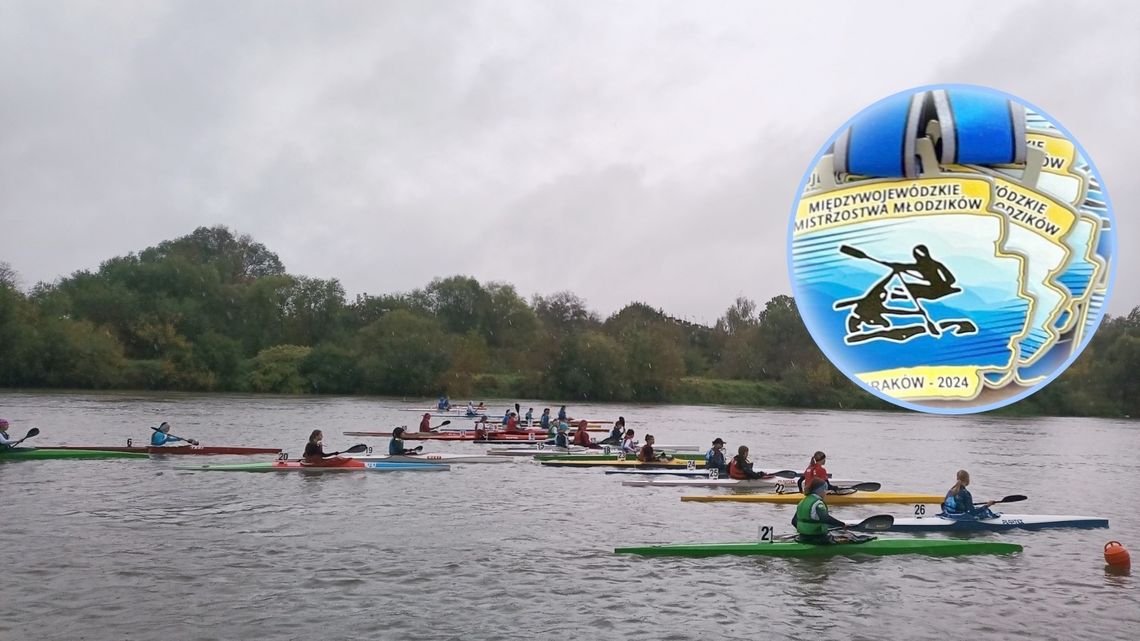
393 426 405 435
712 438 725 445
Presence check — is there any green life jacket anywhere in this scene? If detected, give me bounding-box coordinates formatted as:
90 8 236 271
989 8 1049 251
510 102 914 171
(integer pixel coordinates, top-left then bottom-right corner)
795 493 830 536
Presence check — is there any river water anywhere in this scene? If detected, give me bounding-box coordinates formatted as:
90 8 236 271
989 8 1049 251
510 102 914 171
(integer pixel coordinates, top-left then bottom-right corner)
0 391 1136 641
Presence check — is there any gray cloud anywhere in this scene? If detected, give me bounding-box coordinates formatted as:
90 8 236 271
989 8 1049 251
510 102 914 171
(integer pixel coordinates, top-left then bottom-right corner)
1 0 1134 325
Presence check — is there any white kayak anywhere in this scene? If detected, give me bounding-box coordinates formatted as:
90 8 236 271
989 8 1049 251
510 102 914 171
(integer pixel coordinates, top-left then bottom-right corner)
487 446 592 457
604 467 801 477
349 453 514 464
622 477 870 489
845 512 1109 531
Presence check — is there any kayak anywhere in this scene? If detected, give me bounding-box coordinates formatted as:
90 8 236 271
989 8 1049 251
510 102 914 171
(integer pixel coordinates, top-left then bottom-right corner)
487 446 594 457
177 460 450 472
343 431 547 441
605 467 797 477
622 477 869 489
0 447 149 461
535 452 703 462
348 453 513 464
681 492 944 505
39 445 282 456
845 513 1109 531
615 538 1023 558
541 459 708 469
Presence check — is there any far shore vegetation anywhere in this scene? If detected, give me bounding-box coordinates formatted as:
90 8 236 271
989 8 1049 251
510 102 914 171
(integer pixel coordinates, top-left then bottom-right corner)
2 226 1135 418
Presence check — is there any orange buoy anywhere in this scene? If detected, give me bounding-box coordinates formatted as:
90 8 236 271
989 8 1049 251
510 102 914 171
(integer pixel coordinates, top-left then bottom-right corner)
1104 541 1131 568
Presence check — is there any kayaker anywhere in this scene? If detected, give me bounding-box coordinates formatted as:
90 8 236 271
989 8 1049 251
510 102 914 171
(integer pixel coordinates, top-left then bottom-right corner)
943 470 997 518
572 420 600 448
437 396 451 411
539 408 552 433
798 451 833 493
637 434 671 462
501 408 512 425
620 429 638 455
473 416 491 441
504 412 521 433
0 418 30 450
419 413 433 433
388 427 423 455
792 479 848 544
554 428 570 448
525 408 534 426
728 446 768 480
303 429 334 463
558 406 568 421
600 418 625 445
705 438 728 474
150 422 199 446
466 401 477 416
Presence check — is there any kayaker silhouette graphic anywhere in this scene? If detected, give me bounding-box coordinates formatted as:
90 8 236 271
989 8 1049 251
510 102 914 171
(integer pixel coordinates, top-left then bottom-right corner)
833 244 977 344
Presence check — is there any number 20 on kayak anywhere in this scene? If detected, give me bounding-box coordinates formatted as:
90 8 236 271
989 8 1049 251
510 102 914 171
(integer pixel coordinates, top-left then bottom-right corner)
787 84 1116 414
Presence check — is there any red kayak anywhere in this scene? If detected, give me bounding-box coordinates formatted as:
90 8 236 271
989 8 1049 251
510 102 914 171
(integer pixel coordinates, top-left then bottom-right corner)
343 430 548 441
39 445 282 456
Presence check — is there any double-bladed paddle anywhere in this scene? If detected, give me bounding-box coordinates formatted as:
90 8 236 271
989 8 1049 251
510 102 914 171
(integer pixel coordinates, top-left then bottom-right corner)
150 426 200 446
428 420 452 432
985 494 1027 505
9 427 40 447
829 482 883 495
322 443 369 458
833 514 894 532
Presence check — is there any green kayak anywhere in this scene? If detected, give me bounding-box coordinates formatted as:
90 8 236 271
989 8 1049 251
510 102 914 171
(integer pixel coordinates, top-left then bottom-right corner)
0 447 149 461
534 452 702 462
615 538 1023 558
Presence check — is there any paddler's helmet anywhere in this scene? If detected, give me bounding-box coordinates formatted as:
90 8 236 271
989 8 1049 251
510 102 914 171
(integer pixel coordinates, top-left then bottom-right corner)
393 427 405 436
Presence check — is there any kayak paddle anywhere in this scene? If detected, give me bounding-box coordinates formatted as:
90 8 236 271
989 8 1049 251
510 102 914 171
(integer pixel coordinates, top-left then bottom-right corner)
765 470 799 479
11 427 40 447
428 420 453 432
322 443 369 457
830 482 882 494
987 494 1027 505
834 514 894 532
150 426 200 446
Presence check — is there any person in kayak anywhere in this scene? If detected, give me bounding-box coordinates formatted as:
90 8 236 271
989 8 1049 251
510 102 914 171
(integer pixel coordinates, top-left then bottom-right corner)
558 406 568 421
437 396 451 411
503 412 522 433
620 429 638 455
798 451 833 493
539 408 552 433
571 420 600 449
637 434 671 463
388 427 423 455
303 430 337 464
943 470 997 518
554 428 570 448
501 408 513 425
728 446 768 480
466 401 477 416
792 479 849 544
600 418 625 445
0 418 31 450
473 416 491 441
524 408 534 426
151 422 199 446
705 438 728 474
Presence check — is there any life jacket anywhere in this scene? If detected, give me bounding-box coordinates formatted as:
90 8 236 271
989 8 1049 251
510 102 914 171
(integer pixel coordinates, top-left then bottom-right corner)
388 438 404 455
573 430 591 446
554 432 569 448
795 494 830 536
728 458 746 480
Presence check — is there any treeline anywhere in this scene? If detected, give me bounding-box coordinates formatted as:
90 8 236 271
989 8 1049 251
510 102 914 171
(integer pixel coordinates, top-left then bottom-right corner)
0 226 1135 417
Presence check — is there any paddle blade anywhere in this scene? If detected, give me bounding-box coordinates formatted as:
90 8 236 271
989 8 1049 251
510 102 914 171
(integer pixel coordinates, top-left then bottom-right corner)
857 515 894 531
439 420 451 427
344 443 368 454
848 482 882 492
839 244 868 260
770 470 799 479
996 494 1027 504
25 427 40 439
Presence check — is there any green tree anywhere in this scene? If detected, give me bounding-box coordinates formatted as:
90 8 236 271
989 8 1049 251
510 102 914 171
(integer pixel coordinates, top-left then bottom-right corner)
246 345 313 393
543 331 629 401
356 310 452 395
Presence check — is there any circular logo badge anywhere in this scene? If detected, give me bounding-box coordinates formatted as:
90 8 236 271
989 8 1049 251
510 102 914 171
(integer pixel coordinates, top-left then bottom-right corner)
788 84 1115 414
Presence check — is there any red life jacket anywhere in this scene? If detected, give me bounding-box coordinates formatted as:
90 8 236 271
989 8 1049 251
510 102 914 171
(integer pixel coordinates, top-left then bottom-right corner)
728 458 747 480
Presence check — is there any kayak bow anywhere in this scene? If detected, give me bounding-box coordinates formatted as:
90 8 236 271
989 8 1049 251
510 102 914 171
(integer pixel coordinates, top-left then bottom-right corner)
177 460 450 472
0 447 149 461
845 513 1108 531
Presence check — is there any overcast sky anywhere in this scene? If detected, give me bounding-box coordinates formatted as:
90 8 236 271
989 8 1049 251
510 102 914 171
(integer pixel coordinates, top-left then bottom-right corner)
1 1 1135 325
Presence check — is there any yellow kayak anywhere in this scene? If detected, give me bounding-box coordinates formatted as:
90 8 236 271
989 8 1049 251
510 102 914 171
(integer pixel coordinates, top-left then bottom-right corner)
681 492 943 505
